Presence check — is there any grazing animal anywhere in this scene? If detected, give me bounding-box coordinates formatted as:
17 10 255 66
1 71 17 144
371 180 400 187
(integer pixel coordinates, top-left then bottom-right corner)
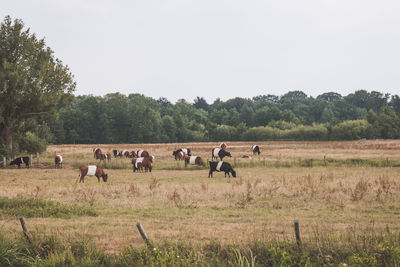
130 151 137 158
136 150 150 158
220 143 227 150
78 165 108 183
172 148 191 159
212 148 232 161
174 151 186 160
10 157 30 168
208 161 236 178
184 155 204 167
252 145 261 155
120 150 130 158
93 148 102 159
113 149 122 157
55 155 63 168
132 157 153 172
98 153 111 162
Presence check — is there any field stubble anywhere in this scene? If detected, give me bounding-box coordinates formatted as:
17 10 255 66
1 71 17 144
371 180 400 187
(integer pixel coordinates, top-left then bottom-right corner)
1 140 400 253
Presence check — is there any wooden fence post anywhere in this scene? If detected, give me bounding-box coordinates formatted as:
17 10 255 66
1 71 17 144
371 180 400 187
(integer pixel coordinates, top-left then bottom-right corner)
19 217 32 244
30 154 33 166
3 157 6 168
294 220 301 246
36 152 39 165
136 222 153 249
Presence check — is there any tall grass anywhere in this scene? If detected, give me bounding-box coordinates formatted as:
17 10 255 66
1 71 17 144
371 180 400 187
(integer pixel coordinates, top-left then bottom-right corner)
1 228 400 266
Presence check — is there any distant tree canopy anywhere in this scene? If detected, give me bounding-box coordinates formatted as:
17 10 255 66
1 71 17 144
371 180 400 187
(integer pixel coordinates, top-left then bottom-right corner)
34 89 399 149
1 17 400 157
0 16 75 156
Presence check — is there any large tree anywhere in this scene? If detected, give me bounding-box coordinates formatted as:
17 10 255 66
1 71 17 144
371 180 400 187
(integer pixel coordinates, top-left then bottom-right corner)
0 16 75 155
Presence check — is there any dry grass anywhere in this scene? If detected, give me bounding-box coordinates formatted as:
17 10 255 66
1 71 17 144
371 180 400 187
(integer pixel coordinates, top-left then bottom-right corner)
1 140 400 253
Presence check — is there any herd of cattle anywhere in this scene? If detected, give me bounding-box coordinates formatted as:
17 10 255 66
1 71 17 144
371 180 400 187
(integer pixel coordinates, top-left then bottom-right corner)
9 143 262 183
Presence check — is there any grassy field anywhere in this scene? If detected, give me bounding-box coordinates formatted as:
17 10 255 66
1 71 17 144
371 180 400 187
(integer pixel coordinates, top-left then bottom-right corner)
1 140 400 265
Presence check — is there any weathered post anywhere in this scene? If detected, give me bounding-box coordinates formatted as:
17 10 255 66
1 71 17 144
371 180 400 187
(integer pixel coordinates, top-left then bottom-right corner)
3 157 6 168
324 155 327 166
36 152 39 165
30 154 33 167
19 217 32 244
294 220 301 246
136 222 153 249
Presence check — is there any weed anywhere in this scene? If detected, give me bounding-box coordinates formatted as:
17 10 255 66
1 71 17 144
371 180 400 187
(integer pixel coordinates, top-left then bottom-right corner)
351 179 369 201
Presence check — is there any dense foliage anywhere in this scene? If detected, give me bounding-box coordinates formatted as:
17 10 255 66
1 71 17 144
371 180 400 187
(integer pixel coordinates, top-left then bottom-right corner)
0 16 75 156
42 90 400 145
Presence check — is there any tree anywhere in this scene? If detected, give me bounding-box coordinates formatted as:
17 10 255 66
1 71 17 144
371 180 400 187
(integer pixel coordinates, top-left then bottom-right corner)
193 96 209 111
0 16 75 155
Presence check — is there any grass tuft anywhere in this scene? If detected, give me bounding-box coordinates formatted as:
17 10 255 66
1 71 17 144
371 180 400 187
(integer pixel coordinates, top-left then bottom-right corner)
0 197 98 218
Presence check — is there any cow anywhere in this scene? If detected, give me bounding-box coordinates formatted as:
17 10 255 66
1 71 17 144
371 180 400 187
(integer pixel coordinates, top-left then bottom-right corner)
10 157 30 168
78 165 108 183
136 150 150 158
98 153 111 162
113 149 122 157
184 155 204 167
212 148 232 161
220 143 227 150
120 150 130 158
252 145 261 155
172 148 191 159
93 148 102 159
174 151 186 160
55 155 63 168
132 157 153 172
208 161 236 178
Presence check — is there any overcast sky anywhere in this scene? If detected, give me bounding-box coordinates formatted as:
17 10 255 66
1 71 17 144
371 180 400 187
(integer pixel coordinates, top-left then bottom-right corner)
2 1 400 103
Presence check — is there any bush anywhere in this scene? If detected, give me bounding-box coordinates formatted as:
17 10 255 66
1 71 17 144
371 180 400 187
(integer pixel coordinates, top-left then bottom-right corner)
18 132 47 154
330 120 371 140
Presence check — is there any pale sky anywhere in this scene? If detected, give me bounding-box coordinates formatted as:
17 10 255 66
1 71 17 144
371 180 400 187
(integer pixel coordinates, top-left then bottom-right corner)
2 1 400 103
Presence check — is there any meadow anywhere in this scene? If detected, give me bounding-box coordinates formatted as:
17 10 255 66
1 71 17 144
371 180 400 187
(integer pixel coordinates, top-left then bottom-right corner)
1 140 400 265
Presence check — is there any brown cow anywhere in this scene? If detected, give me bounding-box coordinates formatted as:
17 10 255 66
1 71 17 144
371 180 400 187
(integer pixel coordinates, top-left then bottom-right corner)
93 148 102 159
98 153 111 162
55 155 63 168
79 165 108 183
220 142 227 150
184 155 204 167
174 151 186 160
132 157 153 173
136 150 150 158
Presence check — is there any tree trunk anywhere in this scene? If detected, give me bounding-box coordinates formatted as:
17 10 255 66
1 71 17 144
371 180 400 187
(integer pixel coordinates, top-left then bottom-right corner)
4 126 13 157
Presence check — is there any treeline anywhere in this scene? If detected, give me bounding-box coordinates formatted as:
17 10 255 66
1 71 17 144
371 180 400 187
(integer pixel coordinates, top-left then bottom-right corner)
12 90 399 150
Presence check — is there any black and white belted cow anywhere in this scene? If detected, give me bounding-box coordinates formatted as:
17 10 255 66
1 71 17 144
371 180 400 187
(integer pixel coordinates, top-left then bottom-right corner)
252 145 261 155
211 148 232 161
208 161 236 178
172 148 191 160
10 157 30 168
113 149 122 157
